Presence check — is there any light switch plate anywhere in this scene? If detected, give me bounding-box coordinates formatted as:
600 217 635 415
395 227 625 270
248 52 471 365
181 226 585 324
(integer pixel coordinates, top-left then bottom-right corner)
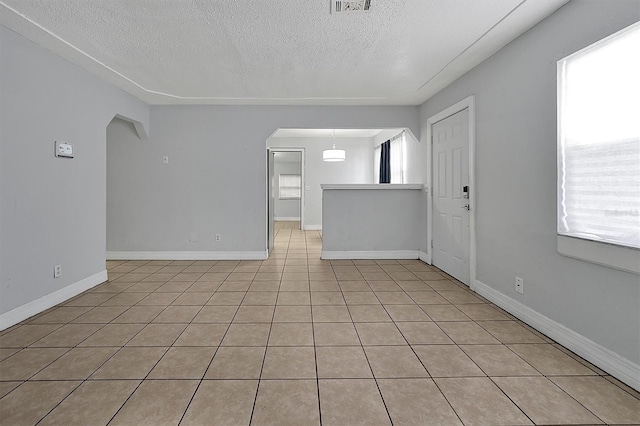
55 141 74 158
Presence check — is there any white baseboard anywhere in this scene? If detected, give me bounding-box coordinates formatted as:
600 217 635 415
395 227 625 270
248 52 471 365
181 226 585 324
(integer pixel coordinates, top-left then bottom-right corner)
303 225 322 231
474 279 640 391
322 250 419 260
106 251 268 261
0 270 108 331
275 217 301 222
418 251 431 264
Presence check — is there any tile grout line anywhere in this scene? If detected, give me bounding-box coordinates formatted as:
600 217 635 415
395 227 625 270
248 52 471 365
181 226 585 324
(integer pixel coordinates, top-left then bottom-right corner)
336 258 395 425
177 273 246 425
18 309 133 425
247 231 288 425
369 268 460 425
307 231 323 426
100 259 217 425
99 259 205 424
2 236 638 424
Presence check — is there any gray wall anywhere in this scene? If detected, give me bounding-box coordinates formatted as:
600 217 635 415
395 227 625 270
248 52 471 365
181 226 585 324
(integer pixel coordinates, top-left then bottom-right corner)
0 25 149 316
106 105 419 251
323 188 424 252
268 136 375 228
273 158 301 220
419 0 640 364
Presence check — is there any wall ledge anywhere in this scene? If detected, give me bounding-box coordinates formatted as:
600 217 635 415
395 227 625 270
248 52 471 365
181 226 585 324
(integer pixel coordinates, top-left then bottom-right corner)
474 279 640 391
558 235 640 275
0 270 107 331
321 184 424 190
107 251 268 260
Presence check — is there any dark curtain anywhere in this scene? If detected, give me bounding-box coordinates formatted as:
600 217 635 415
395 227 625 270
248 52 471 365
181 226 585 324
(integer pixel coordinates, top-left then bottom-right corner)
379 140 391 184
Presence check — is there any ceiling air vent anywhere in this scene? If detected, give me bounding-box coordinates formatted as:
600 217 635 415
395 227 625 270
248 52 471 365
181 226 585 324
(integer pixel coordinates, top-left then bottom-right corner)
331 0 371 14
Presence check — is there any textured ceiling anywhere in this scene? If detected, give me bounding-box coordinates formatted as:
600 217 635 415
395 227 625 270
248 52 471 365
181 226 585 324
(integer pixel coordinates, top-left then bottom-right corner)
0 0 569 105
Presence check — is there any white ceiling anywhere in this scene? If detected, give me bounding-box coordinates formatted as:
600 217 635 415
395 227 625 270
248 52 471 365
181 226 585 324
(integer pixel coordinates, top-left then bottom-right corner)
0 0 569 106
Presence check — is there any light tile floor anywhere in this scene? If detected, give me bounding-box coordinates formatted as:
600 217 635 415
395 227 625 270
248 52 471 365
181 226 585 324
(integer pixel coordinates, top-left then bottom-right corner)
0 226 638 425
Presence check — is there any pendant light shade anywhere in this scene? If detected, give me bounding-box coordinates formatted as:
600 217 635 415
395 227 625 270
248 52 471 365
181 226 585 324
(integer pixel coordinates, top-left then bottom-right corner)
323 144 346 162
323 130 346 162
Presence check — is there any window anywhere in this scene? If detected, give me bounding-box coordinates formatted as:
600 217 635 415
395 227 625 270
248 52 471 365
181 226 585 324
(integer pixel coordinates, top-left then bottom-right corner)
279 174 301 200
390 133 405 184
557 22 640 272
374 132 406 183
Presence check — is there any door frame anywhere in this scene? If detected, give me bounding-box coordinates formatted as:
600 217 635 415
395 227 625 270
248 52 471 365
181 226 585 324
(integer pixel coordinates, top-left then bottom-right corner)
266 147 305 254
426 96 477 290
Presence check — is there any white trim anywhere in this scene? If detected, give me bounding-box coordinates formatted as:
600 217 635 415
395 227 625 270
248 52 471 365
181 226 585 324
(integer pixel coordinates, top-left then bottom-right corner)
558 235 640 275
322 250 419 260
303 225 322 231
474 279 640 391
275 217 301 222
418 251 431 264
426 95 476 288
0 270 108 331
107 251 268 260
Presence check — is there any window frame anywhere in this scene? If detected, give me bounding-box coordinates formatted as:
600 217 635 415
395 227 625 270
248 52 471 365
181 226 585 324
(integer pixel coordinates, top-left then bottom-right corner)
374 132 406 184
556 22 640 275
278 174 301 200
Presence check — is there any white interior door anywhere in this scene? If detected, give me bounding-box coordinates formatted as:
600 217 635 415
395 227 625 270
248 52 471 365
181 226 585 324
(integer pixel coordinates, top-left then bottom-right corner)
432 109 470 284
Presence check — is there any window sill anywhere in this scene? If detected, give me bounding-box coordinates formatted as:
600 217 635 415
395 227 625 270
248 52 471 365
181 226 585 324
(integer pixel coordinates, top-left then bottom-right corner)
557 235 640 275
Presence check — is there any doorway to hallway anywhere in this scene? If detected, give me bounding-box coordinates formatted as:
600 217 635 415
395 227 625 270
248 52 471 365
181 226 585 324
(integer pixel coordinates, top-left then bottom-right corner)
267 149 304 255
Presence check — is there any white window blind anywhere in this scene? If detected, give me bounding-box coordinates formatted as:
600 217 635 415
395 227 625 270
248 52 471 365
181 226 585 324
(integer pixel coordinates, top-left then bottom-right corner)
279 174 301 200
558 23 640 249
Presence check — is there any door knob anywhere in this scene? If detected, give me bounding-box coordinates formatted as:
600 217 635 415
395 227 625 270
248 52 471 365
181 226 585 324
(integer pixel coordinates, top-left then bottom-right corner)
462 204 470 211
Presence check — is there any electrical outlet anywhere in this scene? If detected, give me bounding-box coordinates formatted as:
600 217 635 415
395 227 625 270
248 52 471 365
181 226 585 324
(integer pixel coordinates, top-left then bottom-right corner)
54 264 62 278
215 234 221 242
515 276 524 294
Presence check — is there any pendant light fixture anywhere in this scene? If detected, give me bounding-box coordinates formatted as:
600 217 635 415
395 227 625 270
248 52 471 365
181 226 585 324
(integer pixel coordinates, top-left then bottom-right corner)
323 129 346 162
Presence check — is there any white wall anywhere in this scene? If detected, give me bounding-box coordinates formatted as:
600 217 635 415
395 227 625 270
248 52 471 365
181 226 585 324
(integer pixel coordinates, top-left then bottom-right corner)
268 136 375 228
106 105 419 252
420 0 639 374
273 158 301 220
0 25 149 323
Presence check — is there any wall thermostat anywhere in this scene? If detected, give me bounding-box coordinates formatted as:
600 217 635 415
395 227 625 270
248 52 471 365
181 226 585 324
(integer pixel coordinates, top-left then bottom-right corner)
55 141 74 158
